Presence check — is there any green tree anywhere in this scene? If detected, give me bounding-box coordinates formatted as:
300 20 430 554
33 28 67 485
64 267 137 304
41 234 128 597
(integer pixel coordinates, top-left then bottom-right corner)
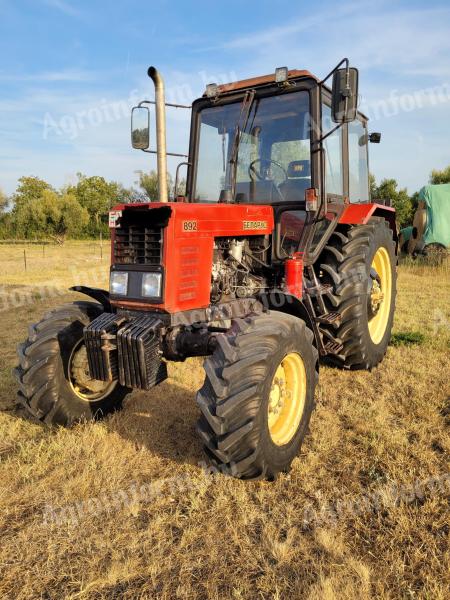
55 192 90 242
13 176 52 208
430 165 450 184
369 173 377 199
115 183 142 204
371 177 414 227
0 189 8 214
0 188 8 213
13 189 57 238
410 190 420 211
176 178 186 197
68 173 121 229
137 170 173 201
12 188 88 242
0 188 11 238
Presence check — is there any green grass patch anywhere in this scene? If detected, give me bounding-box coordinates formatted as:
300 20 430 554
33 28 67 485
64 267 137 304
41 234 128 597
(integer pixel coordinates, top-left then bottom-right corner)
390 331 426 346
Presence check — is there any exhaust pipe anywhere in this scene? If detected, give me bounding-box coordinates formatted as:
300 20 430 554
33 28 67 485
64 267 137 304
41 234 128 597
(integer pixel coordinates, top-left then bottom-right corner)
148 66 168 203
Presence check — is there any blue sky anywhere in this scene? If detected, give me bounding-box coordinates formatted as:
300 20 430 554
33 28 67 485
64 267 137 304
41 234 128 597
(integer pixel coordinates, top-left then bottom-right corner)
1 0 449 196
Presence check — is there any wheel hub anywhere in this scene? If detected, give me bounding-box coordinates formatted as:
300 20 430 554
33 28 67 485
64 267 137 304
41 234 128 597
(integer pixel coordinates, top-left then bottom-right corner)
368 247 392 344
369 276 384 316
268 353 306 446
69 342 116 401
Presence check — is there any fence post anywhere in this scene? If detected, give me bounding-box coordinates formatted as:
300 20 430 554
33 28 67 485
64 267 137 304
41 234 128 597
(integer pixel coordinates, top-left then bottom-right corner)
23 249 27 271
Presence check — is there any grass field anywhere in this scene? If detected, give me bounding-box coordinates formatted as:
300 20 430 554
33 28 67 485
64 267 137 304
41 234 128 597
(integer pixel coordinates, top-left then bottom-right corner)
0 242 449 599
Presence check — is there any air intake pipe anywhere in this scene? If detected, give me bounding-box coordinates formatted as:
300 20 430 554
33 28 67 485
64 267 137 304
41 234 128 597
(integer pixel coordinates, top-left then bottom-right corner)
148 66 168 203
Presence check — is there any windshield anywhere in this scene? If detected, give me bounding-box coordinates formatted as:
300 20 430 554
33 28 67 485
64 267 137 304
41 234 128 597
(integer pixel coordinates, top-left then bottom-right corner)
193 90 311 203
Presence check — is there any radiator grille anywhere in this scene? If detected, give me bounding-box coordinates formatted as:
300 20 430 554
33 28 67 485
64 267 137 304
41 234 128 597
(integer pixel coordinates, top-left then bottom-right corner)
114 225 162 265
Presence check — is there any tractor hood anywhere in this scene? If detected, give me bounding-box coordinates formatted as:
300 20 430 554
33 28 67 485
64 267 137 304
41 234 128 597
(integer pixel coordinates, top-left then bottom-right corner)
108 202 274 314
110 201 274 237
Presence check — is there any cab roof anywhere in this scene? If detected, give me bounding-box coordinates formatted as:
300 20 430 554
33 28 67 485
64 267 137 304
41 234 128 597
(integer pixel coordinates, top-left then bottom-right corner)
201 68 368 121
203 69 319 96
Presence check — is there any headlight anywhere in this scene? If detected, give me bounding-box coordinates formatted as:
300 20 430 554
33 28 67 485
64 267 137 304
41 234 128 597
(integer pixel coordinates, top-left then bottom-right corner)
142 272 162 298
110 271 128 295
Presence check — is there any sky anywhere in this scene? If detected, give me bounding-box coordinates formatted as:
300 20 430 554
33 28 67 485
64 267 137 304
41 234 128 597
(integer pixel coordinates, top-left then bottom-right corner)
1 0 449 196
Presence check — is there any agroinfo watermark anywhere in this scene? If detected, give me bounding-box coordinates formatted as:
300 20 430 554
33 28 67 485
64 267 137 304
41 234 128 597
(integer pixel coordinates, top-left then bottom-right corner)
42 69 238 141
41 469 450 529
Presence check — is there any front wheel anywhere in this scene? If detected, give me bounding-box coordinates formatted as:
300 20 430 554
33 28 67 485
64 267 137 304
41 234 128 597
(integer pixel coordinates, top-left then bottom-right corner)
196 312 318 480
14 302 130 425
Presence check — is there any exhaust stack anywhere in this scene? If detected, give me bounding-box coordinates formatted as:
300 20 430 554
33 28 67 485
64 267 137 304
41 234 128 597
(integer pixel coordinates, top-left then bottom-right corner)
148 66 168 203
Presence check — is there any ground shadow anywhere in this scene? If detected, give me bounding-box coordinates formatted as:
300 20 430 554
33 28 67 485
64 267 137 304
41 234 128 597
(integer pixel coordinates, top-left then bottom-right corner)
104 377 205 468
8 377 205 469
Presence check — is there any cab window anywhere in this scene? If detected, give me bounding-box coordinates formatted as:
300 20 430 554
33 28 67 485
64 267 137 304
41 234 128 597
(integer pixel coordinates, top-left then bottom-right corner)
322 103 343 199
348 119 369 203
194 91 311 203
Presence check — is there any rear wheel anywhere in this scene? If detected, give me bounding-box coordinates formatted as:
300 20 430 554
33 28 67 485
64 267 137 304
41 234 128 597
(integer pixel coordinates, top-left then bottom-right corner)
14 302 130 425
423 243 447 266
196 312 318 480
318 217 397 369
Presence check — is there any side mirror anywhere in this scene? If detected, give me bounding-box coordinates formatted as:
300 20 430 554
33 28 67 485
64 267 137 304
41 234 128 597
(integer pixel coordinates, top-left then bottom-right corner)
131 106 150 149
369 132 381 144
331 67 359 123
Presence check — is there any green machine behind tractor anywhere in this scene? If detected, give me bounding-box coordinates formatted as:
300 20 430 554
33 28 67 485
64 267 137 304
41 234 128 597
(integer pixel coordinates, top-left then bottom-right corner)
400 183 450 261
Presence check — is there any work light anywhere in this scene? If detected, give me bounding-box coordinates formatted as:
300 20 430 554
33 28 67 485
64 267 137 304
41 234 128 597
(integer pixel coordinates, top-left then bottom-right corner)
205 83 219 97
142 272 162 298
110 271 128 296
275 67 288 83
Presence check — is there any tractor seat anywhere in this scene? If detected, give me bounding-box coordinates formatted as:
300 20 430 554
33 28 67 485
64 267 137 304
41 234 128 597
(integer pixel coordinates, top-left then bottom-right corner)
279 160 311 203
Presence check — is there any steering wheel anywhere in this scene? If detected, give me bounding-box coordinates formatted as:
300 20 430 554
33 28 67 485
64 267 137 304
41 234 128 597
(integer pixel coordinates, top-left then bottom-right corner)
248 158 287 183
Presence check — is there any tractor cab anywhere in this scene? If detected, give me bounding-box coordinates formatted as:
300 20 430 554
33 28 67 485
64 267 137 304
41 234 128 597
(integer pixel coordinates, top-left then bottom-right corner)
132 61 380 265
192 83 312 205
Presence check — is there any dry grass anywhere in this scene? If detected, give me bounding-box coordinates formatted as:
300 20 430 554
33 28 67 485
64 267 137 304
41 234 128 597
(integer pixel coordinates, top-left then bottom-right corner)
0 243 449 600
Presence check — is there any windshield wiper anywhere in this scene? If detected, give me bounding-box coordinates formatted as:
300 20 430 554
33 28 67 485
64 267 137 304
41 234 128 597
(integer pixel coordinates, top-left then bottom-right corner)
227 89 256 202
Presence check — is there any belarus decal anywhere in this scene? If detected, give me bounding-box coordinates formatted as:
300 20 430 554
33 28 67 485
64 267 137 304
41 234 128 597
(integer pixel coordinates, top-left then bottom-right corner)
243 220 268 230
109 210 122 228
182 220 198 232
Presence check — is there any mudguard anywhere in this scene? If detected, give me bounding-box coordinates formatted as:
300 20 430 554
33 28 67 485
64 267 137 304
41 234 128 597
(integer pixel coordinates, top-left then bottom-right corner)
70 286 111 312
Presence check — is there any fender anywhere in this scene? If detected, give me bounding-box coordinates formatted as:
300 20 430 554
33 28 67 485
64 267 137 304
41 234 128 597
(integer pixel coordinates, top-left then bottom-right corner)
70 286 111 312
261 291 320 351
339 202 398 245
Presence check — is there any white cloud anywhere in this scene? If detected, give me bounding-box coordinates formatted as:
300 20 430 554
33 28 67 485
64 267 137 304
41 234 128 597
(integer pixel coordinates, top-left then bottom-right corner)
0 68 95 83
222 1 367 50
220 3 450 80
44 0 81 18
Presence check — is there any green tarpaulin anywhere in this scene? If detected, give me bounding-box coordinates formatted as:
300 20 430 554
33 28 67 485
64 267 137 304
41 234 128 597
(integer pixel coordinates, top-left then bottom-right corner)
400 225 413 243
419 183 450 247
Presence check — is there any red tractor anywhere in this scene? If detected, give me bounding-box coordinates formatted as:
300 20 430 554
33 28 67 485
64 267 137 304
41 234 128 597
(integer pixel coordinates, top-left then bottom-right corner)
15 60 397 480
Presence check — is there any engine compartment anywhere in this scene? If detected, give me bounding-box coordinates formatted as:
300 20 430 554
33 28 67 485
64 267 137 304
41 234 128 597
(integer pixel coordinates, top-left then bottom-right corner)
210 235 270 303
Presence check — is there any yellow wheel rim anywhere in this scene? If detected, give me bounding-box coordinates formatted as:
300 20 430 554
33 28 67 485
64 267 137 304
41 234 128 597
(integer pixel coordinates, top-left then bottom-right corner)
268 352 307 446
68 340 116 402
368 246 392 345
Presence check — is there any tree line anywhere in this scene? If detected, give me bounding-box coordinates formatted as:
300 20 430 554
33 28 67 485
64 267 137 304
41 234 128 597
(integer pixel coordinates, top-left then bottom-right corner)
0 171 171 242
0 166 449 242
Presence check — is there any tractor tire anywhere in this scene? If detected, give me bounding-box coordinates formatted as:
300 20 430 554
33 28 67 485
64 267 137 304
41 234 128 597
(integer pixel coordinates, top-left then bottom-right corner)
14 302 130 426
318 217 396 369
196 312 318 480
423 243 447 266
